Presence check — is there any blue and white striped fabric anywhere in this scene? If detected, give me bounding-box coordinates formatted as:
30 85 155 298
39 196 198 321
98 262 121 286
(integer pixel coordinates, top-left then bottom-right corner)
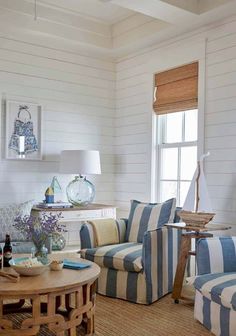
174 207 182 223
143 226 181 303
116 218 127 244
80 219 127 250
80 222 96 249
81 242 143 273
196 237 236 275
194 237 236 336
97 267 148 304
194 272 236 310
81 225 181 304
126 198 176 243
194 290 236 336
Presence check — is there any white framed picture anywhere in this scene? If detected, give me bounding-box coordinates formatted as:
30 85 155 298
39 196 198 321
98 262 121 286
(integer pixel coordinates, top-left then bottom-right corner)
5 100 42 160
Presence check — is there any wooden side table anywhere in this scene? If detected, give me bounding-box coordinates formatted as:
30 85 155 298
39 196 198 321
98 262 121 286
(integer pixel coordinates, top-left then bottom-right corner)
165 222 231 304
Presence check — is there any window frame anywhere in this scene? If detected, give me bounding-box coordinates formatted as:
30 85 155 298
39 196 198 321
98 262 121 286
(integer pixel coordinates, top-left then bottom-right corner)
149 50 206 204
156 111 198 206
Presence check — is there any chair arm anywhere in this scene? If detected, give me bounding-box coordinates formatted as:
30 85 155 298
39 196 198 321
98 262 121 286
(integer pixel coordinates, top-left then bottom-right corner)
80 222 96 249
80 218 128 250
142 226 181 302
118 218 128 243
196 237 236 275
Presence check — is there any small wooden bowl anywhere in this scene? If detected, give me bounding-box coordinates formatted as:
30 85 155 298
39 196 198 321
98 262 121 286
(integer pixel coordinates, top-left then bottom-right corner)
50 260 64 271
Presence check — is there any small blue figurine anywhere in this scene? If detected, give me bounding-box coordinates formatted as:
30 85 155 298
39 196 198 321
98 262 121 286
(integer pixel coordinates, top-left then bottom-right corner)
45 186 54 203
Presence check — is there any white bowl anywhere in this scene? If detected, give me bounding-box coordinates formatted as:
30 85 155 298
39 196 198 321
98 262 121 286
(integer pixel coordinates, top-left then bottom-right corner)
9 257 50 276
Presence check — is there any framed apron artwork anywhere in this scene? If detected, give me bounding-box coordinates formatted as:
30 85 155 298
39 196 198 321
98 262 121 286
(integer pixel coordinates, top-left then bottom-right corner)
5 100 42 160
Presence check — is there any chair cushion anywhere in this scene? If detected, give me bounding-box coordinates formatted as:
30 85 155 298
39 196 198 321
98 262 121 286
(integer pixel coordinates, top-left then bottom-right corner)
194 272 236 310
81 242 143 273
126 198 176 243
88 219 119 246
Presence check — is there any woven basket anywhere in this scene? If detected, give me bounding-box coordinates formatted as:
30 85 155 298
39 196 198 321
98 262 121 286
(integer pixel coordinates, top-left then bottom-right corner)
178 210 215 228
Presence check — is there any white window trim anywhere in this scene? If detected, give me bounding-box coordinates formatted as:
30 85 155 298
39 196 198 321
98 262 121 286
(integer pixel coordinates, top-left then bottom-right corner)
156 112 198 205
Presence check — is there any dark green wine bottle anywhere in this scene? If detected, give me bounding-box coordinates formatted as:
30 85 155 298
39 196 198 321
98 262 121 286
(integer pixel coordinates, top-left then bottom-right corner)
3 234 12 267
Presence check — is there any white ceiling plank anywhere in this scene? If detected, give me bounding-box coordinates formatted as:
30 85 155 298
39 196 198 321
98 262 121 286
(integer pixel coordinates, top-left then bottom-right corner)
112 13 156 38
0 0 110 37
0 8 112 49
161 0 199 13
198 0 234 14
40 0 134 24
108 0 197 24
113 19 169 49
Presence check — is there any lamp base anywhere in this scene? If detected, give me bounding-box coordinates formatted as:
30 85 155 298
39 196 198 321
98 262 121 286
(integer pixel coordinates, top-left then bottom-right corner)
66 176 95 206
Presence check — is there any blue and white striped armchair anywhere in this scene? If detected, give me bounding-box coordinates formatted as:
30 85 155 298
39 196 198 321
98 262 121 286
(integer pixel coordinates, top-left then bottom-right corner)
80 199 181 304
194 237 236 336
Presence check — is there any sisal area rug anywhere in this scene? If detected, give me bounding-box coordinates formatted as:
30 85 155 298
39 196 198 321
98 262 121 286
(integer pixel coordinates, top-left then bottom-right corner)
6 294 211 336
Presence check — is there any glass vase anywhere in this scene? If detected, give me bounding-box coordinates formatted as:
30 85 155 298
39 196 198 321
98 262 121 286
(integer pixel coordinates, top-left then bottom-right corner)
33 244 48 265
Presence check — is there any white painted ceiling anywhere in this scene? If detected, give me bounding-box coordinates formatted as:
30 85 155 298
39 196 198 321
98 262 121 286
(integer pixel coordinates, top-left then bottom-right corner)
42 0 235 23
1 0 236 57
41 0 134 24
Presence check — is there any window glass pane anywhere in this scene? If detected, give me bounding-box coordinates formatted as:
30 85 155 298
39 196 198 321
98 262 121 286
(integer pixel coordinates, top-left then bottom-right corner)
180 181 191 206
165 112 183 143
185 109 198 142
161 148 178 180
160 181 177 202
180 146 197 180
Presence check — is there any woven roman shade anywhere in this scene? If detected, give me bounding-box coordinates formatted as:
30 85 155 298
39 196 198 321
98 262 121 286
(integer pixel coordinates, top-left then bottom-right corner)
153 62 198 115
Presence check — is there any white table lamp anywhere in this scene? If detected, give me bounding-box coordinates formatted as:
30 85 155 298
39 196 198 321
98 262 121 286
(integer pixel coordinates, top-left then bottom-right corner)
60 150 101 206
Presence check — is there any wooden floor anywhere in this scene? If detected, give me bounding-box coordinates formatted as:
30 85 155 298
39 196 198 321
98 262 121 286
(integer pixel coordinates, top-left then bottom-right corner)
5 294 212 335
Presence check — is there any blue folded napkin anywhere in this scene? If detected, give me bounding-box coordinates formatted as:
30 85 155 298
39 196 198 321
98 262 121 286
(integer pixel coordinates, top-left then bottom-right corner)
63 259 91 270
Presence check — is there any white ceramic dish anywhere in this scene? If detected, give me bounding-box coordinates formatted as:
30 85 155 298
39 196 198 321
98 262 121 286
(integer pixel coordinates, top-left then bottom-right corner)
9 257 50 276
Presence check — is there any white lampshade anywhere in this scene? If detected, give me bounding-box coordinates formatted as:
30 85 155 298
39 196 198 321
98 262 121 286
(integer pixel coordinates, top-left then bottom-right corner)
60 150 101 175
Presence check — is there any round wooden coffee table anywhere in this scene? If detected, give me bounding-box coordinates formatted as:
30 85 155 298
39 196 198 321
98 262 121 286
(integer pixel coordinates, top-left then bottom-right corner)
0 259 100 336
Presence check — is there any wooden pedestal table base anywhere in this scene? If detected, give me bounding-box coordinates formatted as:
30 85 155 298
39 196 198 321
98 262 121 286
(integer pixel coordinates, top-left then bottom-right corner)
0 260 100 336
171 231 213 304
165 222 231 304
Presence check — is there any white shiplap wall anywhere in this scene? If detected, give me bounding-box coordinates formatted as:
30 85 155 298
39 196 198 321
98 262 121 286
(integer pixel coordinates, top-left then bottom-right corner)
115 15 236 234
1 3 236 237
0 37 115 206
205 18 236 230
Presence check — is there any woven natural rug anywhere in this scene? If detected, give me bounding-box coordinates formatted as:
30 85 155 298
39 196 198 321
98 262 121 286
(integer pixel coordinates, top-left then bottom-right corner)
6 294 211 336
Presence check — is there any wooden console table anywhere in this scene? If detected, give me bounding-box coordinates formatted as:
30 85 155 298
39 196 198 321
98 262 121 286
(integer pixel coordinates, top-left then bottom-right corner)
32 203 116 221
0 259 100 336
165 222 231 303
32 203 116 247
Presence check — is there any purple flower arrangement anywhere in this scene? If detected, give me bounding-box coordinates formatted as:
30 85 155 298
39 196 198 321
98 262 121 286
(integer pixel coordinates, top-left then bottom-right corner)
14 213 66 251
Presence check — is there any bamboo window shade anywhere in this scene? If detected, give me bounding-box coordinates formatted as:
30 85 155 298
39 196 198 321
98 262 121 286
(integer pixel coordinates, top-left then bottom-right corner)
153 62 198 115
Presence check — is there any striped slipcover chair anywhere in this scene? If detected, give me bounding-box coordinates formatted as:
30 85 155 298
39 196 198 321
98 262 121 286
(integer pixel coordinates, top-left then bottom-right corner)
194 237 236 336
80 199 181 304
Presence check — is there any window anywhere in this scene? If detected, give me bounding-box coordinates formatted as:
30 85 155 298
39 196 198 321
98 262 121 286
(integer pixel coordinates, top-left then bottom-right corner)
153 62 199 206
157 109 198 206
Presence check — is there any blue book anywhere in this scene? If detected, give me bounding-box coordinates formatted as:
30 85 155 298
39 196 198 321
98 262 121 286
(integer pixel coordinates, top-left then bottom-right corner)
63 259 91 270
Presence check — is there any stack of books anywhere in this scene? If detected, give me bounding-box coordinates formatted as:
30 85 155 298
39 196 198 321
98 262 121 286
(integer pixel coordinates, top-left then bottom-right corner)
36 202 73 209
